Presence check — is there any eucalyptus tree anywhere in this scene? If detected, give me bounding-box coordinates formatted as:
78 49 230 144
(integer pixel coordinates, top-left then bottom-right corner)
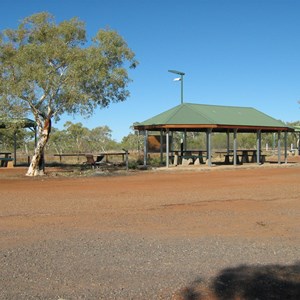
0 12 137 175
121 132 143 152
63 121 90 153
89 125 115 152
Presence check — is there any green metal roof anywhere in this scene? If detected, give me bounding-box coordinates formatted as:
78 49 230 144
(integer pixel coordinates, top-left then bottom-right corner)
135 103 289 130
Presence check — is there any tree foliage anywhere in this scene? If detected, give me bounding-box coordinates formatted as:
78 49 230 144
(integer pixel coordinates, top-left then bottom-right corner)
46 122 118 154
0 12 137 175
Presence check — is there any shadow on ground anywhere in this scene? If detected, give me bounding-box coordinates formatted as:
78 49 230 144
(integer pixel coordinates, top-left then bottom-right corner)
177 262 300 300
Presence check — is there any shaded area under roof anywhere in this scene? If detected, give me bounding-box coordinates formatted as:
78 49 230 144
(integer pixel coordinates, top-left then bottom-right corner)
134 103 292 133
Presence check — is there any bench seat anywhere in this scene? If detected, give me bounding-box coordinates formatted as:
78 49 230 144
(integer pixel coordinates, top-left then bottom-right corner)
180 155 207 165
251 154 266 163
224 154 244 164
0 157 14 167
224 154 266 164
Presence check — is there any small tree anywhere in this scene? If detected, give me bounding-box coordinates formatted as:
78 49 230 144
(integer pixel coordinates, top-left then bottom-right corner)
63 121 89 153
88 125 116 152
0 12 137 175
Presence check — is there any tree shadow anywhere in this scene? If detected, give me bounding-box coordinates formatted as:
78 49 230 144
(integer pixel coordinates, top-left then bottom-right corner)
177 262 300 300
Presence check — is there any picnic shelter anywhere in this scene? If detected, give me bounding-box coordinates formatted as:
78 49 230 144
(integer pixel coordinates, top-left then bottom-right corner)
134 103 293 167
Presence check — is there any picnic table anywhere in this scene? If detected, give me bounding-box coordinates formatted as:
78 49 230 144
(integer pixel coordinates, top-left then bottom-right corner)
0 152 13 167
215 150 266 164
173 150 207 165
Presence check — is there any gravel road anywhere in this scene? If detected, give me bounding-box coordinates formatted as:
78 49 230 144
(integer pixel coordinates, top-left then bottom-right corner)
0 165 299 299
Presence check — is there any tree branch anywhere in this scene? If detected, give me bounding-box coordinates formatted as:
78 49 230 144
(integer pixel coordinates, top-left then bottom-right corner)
35 94 47 109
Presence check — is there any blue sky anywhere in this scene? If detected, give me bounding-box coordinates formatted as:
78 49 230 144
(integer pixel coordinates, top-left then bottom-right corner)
1 0 300 141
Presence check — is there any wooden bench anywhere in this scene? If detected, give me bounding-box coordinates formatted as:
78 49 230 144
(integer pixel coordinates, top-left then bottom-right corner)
224 154 244 165
180 155 207 165
261 155 266 163
251 154 266 164
0 157 14 167
225 154 266 164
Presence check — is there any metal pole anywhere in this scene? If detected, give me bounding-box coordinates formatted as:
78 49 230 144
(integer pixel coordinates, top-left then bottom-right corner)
278 131 281 164
207 129 212 167
143 130 148 166
166 130 169 167
160 129 163 164
257 130 261 164
233 129 237 165
181 74 183 104
168 69 185 105
284 131 288 164
226 130 230 155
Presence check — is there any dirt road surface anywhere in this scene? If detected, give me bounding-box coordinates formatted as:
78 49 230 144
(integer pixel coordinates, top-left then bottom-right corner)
0 163 299 299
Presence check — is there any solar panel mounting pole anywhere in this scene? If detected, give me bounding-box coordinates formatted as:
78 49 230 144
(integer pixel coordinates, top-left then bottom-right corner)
168 69 185 104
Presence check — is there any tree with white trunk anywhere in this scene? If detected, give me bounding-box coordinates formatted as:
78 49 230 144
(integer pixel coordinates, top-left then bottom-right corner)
0 12 137 176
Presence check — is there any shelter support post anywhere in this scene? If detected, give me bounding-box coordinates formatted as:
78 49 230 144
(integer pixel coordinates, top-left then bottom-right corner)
233 129 237 166
206 130 209 156
160 130 163 164
184 129 187 152
143 130 148 166
226 130 230 155
284 131 288 164
256 130 261 164
206 128 212 167
171 131 174 160
278 131 281 164
166 130 170 167
180 130 186 156
180 136 183 157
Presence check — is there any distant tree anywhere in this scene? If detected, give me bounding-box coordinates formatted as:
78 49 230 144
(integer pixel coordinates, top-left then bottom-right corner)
238 133 256 149
121 126 143 151
121 132 142 152
88 125 116 152
0 12 137 175
63 121 90 153
47 123 119 154
211 133 227 150
186 132 206 150
46 127 67 154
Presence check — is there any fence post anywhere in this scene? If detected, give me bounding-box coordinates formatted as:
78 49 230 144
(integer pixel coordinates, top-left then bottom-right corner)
123 148 129 171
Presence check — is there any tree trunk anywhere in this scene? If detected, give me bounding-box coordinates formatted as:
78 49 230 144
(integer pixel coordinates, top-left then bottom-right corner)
26 118 51 176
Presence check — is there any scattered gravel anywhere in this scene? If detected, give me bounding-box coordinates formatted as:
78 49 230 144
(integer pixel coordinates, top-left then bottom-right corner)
1 229 299 299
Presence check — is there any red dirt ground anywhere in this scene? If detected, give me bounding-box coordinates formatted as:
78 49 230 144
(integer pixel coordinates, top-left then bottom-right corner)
1 161 299 244
0 161 299 299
